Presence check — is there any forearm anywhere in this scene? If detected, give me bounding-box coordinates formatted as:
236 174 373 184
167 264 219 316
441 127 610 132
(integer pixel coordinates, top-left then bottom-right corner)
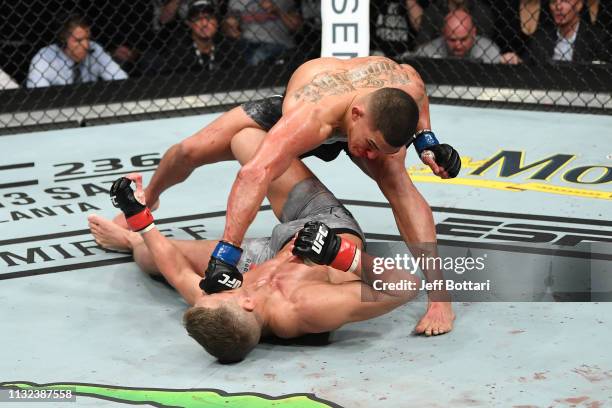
406 0 424 32
416 93 432 132
145 143 194 204
141 227 201 304
222 165 270 246
381 179 450 301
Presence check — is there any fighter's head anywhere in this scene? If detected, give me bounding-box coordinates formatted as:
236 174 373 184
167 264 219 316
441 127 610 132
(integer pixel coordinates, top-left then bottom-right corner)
347 88 419 160
184 290 262 363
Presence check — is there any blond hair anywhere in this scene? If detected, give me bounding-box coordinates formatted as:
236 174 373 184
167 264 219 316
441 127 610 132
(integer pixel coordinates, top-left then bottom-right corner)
183 303 261 363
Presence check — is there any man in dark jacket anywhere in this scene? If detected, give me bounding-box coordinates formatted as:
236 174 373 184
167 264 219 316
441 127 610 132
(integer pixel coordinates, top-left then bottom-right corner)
526 0 610 64
161 0 243 74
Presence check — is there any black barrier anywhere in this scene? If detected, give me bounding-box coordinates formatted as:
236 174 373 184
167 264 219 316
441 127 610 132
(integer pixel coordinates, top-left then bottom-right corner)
0 0 610 131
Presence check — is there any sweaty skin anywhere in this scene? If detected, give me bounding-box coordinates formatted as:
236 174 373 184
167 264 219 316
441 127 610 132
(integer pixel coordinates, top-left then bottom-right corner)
89 212 416 339
97 133 415 340
112 57 454 336
222 57 430 245
221 57 453 336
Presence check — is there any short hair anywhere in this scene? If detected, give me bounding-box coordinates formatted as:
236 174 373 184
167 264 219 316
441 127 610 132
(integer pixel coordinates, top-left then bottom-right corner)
368 88 419 148
183 303 261 363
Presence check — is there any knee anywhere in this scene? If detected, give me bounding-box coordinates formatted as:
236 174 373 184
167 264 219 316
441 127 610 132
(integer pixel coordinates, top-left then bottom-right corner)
230 128 266 165
177 139 201 168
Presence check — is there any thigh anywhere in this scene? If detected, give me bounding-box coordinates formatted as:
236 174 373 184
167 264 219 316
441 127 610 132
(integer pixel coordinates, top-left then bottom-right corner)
230 127 314 219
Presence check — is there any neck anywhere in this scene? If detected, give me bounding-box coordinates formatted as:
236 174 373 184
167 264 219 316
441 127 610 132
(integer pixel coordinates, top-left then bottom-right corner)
341 95 358 132
559 19 579 38
253 291 272 335
192 34 214 53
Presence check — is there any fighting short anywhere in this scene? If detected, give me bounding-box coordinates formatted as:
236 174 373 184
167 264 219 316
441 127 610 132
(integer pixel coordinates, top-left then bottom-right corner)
241 96 349 162
236 177 364 273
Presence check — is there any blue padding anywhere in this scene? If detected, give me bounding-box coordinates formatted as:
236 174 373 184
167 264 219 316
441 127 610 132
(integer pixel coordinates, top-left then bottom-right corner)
414 131 439 153
212 241 242 266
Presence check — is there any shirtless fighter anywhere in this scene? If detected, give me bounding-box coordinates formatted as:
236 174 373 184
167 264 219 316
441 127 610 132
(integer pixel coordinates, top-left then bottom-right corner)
91 133 420 362
114 56 459 335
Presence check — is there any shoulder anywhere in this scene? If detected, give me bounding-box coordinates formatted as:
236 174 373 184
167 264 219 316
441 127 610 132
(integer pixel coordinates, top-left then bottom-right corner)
89 41 106 53
475 36 498 48
578 23 605 41
532 25 555 42
33 44 59 60
268 302 302 338
416 37 445 55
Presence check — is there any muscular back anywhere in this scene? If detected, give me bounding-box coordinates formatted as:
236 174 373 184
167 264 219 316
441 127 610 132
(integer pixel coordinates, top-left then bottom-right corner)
283 57 427 113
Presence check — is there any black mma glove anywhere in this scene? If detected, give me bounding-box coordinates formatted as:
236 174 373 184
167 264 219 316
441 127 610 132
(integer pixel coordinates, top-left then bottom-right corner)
200 241 244 294
292 221 360 272
412 129 461 178
110 177 154 232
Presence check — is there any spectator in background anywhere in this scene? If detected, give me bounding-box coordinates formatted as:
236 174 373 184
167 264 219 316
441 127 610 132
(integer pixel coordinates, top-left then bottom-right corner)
410 0 494 46
582 0 611 54
27 15 127 88
583 0 610 30
1 68 19 90
225 0 301 66
409 9 502 63
160 0 242 73
154 0 190 31
492 0 553 65
525 0 610 64
81 1 157 76
371 1 417 58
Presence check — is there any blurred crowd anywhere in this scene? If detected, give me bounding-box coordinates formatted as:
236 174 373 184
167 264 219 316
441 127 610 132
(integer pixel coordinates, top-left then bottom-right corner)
0 0 610 90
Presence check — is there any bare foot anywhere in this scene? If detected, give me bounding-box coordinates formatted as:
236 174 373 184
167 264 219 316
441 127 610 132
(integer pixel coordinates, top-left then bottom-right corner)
88 214 141 252
414 302 455 336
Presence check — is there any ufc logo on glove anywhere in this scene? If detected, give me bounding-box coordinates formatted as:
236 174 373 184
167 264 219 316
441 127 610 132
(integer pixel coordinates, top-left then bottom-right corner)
312 225 329 254
219 273 241 289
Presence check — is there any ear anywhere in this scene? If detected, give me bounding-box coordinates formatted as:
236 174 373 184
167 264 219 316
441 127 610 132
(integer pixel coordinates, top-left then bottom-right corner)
351 105 364 121
240 297 256 312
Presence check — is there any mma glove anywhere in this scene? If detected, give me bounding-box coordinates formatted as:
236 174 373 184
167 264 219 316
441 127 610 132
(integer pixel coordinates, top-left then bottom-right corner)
412 129 461 178
292 221 361 273
110 177 155 232
200 241 244 294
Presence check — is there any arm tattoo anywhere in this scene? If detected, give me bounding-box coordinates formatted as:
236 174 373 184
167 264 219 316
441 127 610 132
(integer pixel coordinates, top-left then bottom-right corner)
293 60 411 102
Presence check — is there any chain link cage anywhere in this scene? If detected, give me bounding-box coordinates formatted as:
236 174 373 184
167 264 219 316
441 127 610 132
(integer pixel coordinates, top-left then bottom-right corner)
0 0 610 134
